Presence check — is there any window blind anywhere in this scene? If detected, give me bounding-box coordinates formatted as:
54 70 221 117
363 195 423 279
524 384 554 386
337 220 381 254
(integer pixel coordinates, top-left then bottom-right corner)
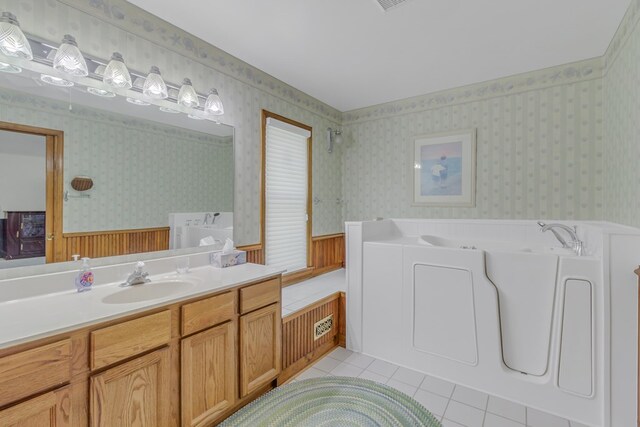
265 117 310 273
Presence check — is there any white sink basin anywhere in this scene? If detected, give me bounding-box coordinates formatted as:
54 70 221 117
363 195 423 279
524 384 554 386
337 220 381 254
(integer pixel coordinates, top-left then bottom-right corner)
102 277 198 304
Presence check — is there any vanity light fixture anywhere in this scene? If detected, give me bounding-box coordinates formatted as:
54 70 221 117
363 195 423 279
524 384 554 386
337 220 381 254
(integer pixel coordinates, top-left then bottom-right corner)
0 12 33 60
204 88 224 116
53 34 88 77
178 78 199 108
0 19 228 120
87 87 116 98
40 74 74 87
142 66 168 99
0 61 20 73
103 52 132 89
327 127 343 153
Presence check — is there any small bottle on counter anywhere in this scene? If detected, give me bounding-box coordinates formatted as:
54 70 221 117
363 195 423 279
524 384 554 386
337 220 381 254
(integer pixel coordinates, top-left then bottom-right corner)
75 257 94 293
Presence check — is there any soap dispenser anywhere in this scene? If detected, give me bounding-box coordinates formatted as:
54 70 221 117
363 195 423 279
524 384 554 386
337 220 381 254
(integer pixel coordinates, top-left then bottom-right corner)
75 257 94 293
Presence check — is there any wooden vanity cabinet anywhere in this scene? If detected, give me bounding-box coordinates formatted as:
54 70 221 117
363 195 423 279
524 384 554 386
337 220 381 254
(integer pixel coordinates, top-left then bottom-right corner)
239 279 282 397
0 274 282 427
0 386 71 427
181 322 237 427
90 348 171 427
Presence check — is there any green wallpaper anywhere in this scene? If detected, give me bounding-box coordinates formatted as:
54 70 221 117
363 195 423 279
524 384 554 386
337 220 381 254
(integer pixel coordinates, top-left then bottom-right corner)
341 61 604 222
603 1 640 228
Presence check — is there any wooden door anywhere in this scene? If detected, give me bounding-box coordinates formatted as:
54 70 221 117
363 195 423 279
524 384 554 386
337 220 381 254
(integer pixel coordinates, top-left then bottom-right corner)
90 347 170 427
240 303 281 397
0 386 71 427
181 321 237 427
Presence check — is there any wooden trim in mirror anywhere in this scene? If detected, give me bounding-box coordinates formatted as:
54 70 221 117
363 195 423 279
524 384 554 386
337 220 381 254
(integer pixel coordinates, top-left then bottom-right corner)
0 121 64 264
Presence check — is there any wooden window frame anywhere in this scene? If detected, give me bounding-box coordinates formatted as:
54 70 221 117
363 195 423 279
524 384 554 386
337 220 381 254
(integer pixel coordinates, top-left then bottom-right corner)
260 110 313 276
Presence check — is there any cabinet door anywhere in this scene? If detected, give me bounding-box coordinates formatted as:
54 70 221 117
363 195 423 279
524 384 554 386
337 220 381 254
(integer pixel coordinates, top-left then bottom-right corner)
181 321 236 427
91 347 170 427
240 303 281 397
0 386 71 427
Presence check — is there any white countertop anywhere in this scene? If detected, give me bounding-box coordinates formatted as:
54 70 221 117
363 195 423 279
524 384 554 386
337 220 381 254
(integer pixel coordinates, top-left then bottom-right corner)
281 269 346 317
0 263 282 350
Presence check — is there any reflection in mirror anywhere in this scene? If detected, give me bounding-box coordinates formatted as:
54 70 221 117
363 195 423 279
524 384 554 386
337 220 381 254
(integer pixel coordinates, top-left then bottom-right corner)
0 130 46 269
0 66 234 270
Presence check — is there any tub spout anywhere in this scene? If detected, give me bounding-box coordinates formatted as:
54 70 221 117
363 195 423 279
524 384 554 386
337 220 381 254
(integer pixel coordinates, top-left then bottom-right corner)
537 222 584 256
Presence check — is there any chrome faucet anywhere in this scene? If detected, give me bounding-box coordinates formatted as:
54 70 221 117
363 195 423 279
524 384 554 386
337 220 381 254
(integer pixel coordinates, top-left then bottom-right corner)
537 221 584 256
203 212 220 225
121 261 150 287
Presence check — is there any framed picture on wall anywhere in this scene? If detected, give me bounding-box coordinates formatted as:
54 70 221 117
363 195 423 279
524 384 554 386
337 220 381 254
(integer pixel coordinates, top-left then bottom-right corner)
413 129 476 207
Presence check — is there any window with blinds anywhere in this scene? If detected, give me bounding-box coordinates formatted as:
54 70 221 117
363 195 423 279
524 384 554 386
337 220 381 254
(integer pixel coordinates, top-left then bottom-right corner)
264 117 310 273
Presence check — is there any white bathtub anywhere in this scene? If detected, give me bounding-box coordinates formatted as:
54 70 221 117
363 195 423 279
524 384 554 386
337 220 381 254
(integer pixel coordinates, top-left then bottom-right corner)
345 219 640 427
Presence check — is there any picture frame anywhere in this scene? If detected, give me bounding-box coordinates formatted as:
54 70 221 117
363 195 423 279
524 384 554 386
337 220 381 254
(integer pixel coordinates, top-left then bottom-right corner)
413 129 476 207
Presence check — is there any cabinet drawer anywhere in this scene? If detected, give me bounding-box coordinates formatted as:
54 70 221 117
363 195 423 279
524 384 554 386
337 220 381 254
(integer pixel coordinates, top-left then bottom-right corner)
91 310 171 370
0 339 71 407
20 239 45 255
182 291 236 336
240 278 281 314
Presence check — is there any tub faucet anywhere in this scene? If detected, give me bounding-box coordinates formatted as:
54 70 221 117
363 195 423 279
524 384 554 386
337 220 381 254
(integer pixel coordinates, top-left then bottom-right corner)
537 222 584 256
121 261 150 287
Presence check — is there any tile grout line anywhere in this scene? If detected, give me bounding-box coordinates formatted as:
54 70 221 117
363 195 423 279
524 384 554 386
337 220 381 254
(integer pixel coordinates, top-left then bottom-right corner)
440 384 456 423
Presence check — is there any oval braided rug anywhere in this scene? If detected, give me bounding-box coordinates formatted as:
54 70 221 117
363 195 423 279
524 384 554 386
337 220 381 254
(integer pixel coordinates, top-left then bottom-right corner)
220 377 442 426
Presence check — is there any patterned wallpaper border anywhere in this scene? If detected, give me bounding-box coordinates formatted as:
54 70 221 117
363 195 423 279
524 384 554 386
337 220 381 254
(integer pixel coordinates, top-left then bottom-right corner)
56 0 342 123
603 0 640 72
342 57 603 124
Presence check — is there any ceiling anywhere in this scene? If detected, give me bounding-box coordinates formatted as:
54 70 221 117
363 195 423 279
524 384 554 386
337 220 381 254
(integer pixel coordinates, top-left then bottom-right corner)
128 0 631 112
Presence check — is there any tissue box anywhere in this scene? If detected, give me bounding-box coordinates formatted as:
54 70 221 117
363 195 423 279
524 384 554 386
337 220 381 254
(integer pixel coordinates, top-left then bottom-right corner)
210 250 247 268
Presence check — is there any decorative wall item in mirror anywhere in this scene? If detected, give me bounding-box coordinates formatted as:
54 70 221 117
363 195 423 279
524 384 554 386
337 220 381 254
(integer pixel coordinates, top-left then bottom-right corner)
70 176 93 192
0 65 234 271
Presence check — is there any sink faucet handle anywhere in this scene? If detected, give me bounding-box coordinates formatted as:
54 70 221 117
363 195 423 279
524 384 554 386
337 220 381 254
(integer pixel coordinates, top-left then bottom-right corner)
134 261 146 273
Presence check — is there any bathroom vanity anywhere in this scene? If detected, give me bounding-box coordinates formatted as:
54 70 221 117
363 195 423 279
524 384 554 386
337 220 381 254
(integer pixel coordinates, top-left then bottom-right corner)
0 259 282 427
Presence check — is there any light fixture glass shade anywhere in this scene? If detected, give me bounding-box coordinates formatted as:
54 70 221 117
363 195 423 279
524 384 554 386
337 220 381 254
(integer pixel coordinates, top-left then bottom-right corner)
103 52 132 89
94 64 106 76
0 12 32 60
53 34 88 77
178 78 199 108
0 61 20 73
142 66 168 99
204 88 224 115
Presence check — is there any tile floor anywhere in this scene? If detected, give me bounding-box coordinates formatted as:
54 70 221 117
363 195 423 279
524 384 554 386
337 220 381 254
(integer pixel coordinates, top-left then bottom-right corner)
281 268 345 317
290 347 590 427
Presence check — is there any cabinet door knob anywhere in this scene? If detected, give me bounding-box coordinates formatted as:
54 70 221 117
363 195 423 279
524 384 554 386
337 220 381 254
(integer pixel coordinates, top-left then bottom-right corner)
46 234 54 241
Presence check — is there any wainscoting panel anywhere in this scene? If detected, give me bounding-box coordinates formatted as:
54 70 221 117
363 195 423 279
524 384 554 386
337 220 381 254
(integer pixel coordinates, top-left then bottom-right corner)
312 233 345 275
279 293 343 384
61 227 170 261
238 233 344 282
237 244 264 265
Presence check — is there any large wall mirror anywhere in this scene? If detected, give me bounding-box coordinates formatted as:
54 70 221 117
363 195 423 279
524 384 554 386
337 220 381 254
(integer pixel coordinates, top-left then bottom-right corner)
0 65 234 272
